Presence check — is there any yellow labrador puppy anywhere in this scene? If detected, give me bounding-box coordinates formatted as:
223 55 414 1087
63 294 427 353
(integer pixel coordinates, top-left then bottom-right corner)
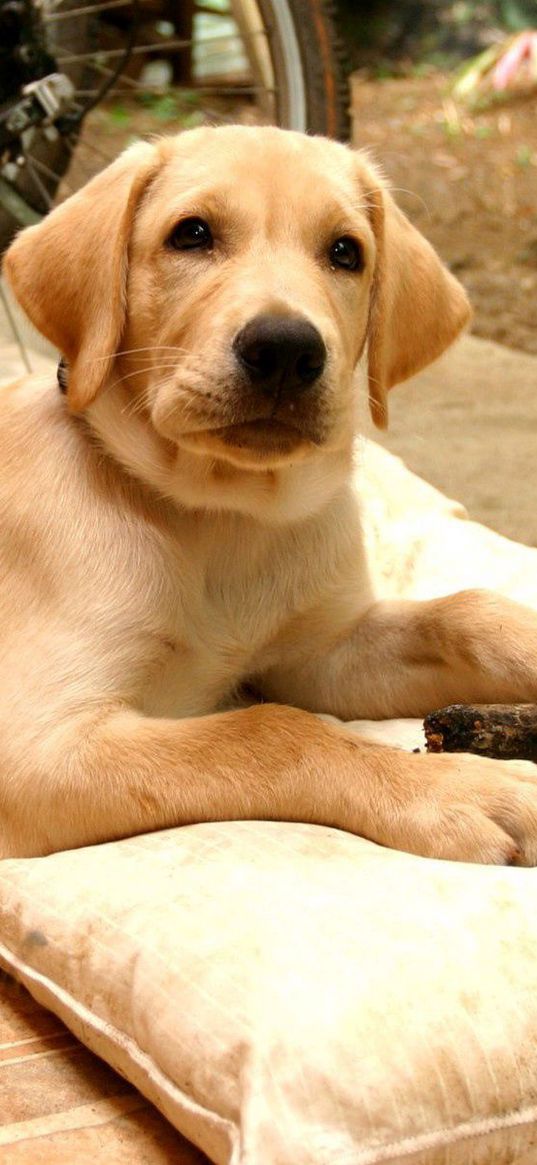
2 125 537 863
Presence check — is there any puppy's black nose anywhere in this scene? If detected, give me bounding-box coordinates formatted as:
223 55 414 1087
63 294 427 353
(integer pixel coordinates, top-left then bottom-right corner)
233 314 326 398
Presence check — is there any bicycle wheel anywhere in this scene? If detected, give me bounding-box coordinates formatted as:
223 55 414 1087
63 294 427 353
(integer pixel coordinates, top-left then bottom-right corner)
255 0 348 138
0 0 349 252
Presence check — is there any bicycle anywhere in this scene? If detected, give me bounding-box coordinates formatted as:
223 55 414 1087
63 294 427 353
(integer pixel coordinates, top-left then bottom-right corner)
0 0 349 255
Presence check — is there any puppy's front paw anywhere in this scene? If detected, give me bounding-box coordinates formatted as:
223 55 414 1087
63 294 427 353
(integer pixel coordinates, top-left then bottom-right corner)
405 753 537 865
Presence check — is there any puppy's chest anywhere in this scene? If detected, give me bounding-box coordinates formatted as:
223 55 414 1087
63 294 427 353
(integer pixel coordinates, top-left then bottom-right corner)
145 534 309 715
188 564 282 659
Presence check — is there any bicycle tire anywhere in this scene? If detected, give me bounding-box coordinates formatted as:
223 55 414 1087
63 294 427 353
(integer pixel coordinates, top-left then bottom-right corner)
257 0 349 138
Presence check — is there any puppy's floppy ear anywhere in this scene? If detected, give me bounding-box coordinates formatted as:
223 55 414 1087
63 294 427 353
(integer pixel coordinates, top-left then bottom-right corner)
3 139 162 412
365 179 471 429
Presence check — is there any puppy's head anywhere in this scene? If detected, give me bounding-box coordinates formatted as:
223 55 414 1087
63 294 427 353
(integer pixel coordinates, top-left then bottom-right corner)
4 127 470 482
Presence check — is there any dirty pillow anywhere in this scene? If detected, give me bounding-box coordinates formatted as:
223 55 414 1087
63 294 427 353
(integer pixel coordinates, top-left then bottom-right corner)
1 813 537 1165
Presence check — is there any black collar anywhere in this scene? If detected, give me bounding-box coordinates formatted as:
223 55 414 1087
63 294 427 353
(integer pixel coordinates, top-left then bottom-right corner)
57 357 69 394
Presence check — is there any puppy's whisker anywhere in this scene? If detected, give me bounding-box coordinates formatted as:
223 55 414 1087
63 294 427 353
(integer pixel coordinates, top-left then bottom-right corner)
119 354 189 366
89 345 189 364
110 366 183 394
384 186 431 218
358 182 430 220
121 358 180 366
122 394 152 419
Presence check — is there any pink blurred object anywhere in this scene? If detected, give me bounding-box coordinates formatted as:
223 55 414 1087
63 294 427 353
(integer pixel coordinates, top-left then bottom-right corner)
492 30 537 91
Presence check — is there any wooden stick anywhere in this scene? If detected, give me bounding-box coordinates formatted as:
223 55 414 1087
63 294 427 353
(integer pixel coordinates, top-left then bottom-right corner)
424 704 537 762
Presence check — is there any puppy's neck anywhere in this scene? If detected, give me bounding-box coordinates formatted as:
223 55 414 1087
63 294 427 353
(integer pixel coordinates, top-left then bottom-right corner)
86 383 353 525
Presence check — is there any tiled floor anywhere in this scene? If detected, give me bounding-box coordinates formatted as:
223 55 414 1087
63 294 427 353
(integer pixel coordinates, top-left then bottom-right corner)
0 973 209 1163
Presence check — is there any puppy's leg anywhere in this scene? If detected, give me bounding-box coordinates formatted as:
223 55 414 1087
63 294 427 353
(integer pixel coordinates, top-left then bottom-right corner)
4 701 537 865
264 590 537 721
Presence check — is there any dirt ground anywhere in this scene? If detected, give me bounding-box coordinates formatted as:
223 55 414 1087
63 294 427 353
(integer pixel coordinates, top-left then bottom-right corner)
351 73 537 355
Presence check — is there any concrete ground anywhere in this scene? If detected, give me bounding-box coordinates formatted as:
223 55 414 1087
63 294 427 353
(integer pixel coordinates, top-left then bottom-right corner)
359 335 537 548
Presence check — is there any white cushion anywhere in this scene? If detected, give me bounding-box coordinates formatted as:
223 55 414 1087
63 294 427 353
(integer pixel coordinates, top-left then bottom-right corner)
1 819 537 1164
356 439 537 607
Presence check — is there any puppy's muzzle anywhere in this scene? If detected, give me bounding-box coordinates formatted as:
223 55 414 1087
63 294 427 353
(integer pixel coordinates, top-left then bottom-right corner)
233 314 326 401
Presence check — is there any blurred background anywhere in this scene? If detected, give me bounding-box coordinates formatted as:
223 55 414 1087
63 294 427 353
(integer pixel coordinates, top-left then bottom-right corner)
342 0 536 356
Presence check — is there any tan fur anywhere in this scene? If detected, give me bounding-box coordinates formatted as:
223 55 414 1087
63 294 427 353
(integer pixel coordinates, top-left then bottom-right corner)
2 125 537 864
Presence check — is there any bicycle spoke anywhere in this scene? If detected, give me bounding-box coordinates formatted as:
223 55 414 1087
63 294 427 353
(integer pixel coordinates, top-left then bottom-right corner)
70 83 267 96
187 84 270 94
43 0 74 10
70 66 165 96
64 56 261 100
25 157 55 208
76 59 146 93
201 109 256 124
56 26 265 66
71 136 116 164
0 285 33 373
29 154 76 193
43 0 131 20
57 40 191 64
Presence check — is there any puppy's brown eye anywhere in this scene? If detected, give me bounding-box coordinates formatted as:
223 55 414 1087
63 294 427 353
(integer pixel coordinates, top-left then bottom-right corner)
167 217 213 251
329 237 363 272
